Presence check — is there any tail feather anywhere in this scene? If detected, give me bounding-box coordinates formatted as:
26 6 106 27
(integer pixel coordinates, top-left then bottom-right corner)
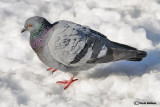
137 50 147 58
127 50 147 61
127 58 143 61
111 41 137 50
111 41 147 62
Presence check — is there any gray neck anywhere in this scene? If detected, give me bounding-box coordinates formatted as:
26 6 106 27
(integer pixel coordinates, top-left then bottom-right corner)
30 22 52 53
30 21 52 39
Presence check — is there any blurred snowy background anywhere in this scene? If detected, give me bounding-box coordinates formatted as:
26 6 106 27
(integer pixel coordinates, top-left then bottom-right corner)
0 0 160 107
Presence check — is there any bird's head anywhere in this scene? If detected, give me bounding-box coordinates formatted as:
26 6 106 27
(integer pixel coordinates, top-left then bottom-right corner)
21 16 50 33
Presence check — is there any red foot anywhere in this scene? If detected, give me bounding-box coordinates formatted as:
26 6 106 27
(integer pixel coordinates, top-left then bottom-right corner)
56 76 78 89
47 68 57 73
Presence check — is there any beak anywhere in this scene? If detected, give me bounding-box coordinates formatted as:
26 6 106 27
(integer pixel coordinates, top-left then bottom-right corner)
21 27 26 33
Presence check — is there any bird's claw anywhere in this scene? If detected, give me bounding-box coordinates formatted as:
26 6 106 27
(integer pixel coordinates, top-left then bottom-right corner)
56 76 78 89
47 68 57 73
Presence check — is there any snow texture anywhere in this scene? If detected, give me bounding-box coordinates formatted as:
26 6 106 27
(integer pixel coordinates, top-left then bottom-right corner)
0 0 160 107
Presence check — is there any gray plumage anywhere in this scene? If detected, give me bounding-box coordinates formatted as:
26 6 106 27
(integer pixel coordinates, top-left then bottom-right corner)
21 16 147 75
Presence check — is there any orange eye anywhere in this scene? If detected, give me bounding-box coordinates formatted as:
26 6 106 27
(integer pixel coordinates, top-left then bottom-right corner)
29 24 32 27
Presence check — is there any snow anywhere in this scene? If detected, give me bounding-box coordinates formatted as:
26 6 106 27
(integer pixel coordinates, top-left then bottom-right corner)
0 0 160 107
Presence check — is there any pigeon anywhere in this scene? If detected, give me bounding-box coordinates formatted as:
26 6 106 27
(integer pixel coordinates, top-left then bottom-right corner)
21 16 147 89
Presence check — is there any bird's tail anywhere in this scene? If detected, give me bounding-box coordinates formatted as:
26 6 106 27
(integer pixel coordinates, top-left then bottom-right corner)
111 41 147 62
87 41 147 63
126 50 147 61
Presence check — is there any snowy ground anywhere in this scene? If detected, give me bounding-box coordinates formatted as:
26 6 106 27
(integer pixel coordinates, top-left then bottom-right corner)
0 0 160 107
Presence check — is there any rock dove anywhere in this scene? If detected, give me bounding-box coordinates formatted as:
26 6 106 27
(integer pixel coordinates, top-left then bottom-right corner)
21 16 147 89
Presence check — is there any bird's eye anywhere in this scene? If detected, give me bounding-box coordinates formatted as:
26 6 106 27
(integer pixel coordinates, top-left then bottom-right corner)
29 24 32 27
